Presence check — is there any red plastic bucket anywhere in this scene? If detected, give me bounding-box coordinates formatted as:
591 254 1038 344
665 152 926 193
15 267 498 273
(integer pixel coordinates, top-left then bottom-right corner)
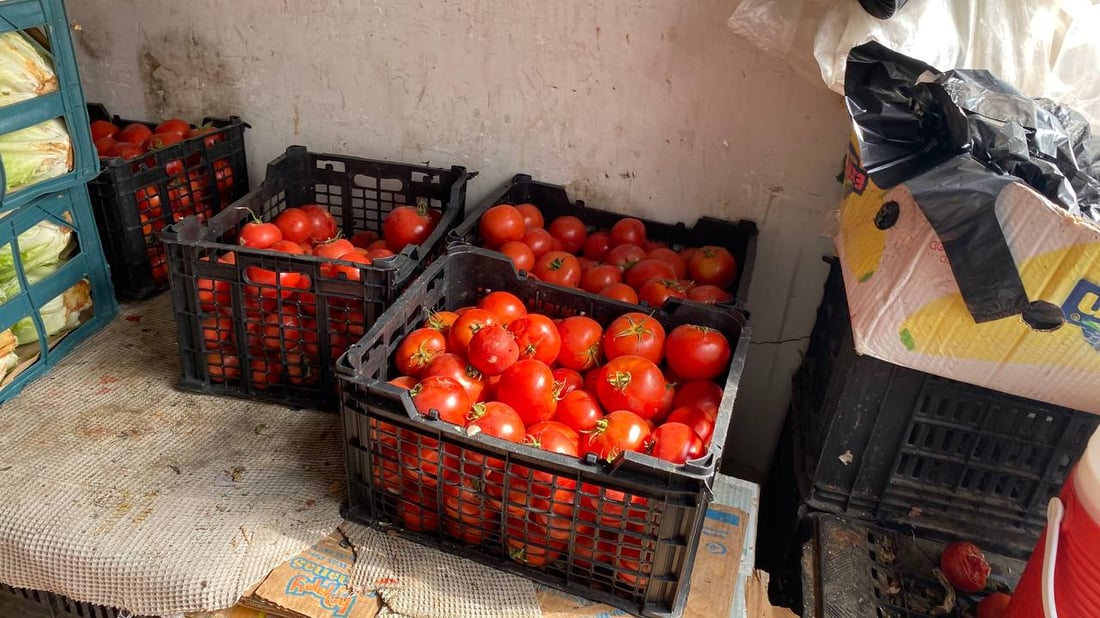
1006 469 1100 617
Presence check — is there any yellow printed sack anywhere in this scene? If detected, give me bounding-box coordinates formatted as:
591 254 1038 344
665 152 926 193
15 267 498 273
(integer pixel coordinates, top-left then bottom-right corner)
835 132 1100 414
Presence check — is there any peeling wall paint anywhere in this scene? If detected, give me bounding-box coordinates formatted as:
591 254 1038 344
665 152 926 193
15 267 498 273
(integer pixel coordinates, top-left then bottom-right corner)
69 0 849 479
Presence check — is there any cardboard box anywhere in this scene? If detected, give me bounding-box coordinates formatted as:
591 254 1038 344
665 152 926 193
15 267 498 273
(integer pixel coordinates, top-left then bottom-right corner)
835 134 1100 414
190 533 381 618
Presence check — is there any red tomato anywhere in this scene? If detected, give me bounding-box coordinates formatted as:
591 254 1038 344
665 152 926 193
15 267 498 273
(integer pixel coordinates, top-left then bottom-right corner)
600 283 639 304
348 230 378 249
467 325 520 377
313 238 356 259
977 593 1011 618
602 313 666 364
384 204 439 252
410 376 472 425
239 220 283 249
533 251 581 288
90 120 119 141
398 500 440 532
647 247 687 278
466 401 526 442
106 141 143 160
478 291 528 326
551 367 583 396
422 353 487 403
688 246 737 289
273 208 312 244
582 231 612 261
507 314 561 365
200 316 233 349
580 264 623 294
244 266 302 304
580 485 650 531
581 409 651 462
146 132 185 150
515 203 544 229
625 258 676 290
605 243 647 270
578 257 598 272
155 118 190 136
525 421 580 453
479 204 526 248
554 390 603 433
610 218 646 247
394 328 448 377
673 381 724 419
522 227 555 258
284 352 317 386
447 308 500 357
496 359 558 426
389 376 418 389
615 535 652 588
94 136 117 157
940 542 990 594
423 310 459 336
268 240 305 254
367 248 394 260
687 284 734 304
261 311 304 352
499 241 535 271
505 513 569 567
638 278 688 308
442 475 500 544
680 247 699 264
595 356 668 420
243 355 280 391
206 347 242 380
117 123 152 146
331 252 373 281
299 204 338 243
556 316 603 371
547 216 587 254
655 380 677 423
583 368 601 394
645 422 704 463
574 534 619 570
665 325 731 381
665 406 716 446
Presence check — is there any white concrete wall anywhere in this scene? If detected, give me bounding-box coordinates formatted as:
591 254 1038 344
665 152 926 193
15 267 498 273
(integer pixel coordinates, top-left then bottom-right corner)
68 0 849 479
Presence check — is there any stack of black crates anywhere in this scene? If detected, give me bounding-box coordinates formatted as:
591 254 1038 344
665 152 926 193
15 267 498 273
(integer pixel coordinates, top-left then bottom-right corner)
761 257 1099 616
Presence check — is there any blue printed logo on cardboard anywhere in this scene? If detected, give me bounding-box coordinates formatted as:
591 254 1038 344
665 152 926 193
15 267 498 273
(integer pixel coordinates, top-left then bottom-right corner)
286 557 356 618
1063 279 1100 350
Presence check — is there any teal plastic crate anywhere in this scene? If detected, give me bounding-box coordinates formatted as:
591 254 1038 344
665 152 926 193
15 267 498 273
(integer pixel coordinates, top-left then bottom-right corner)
0 0 98 211
0 182 118 404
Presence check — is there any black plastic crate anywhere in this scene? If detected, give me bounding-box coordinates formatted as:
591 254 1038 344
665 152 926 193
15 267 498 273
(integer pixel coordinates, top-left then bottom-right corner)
0 583 138 617
448 174 758 311
86 103 250 300
792 258 1100 558
162 146 470 410
337 245 751 618
801 514 1023 617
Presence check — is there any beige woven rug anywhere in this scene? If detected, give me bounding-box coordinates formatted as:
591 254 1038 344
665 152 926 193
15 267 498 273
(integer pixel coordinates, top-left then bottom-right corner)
0 295 345 615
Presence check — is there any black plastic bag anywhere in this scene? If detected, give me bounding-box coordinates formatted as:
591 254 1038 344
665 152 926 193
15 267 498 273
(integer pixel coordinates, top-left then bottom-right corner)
844 41 1100 323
